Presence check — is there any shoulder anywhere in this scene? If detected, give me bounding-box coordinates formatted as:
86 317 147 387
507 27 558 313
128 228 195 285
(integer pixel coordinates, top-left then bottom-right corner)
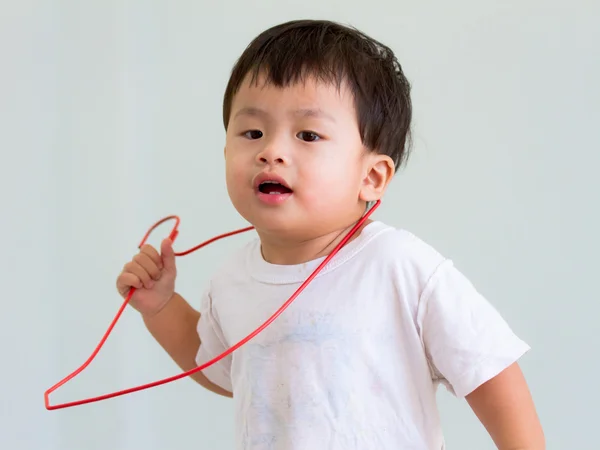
317 221 451 309
358 221 447 279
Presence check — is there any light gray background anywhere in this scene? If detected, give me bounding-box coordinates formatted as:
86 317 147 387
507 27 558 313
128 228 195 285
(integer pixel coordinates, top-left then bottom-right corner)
2 1 598 449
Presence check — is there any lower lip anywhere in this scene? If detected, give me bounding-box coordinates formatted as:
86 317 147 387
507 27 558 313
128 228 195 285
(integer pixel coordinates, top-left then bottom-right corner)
256 191 293 205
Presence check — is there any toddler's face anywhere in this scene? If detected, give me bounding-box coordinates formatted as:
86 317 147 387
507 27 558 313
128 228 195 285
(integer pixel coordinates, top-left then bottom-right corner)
224 74 374 238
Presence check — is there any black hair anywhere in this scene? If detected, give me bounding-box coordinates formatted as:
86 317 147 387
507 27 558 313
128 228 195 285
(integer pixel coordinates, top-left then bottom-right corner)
222 19 412 171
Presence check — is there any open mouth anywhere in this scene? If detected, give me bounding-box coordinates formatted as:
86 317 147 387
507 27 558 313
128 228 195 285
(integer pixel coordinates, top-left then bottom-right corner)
258 181 293 195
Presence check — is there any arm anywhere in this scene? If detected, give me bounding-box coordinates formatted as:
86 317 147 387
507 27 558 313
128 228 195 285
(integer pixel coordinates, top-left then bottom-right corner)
466 362 544 449
142 292 233 398
415 259 544 448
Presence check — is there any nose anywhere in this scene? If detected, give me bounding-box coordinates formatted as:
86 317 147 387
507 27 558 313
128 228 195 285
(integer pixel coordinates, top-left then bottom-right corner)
255 139 290 166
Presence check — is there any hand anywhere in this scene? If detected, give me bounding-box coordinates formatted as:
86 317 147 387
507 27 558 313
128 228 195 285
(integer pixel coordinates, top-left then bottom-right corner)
116 238 177 317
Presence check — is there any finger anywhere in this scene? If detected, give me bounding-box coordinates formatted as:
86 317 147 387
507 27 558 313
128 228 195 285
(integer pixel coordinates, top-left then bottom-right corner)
160 238 176 272
117 272 143 295
133 252 161 280
124 261 154 289
140 244 163 270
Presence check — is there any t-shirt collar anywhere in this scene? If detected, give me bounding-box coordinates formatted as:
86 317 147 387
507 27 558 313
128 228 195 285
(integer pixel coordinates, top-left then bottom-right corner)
247 221 391 284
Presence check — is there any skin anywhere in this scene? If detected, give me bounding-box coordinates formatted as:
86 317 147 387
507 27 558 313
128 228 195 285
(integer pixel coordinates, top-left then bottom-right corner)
117 72 544 448
466 362 545 449
224 73 393 265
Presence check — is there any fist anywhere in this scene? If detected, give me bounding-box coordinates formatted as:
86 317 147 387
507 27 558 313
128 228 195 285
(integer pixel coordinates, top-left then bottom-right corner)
116 238 177 317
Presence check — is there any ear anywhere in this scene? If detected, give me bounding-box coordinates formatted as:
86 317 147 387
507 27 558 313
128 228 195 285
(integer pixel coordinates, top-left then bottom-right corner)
223 146 227 159
359 154 395 202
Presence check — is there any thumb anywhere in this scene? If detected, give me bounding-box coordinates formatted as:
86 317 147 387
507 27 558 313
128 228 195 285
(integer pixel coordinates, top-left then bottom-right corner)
160 238 176 272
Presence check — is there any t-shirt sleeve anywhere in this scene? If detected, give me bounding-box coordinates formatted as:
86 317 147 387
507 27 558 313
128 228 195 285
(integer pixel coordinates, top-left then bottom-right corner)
416 259 530 398
195 287 233 392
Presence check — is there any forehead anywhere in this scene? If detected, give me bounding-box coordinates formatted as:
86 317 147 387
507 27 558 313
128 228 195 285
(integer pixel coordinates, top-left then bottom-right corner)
230 72 356 118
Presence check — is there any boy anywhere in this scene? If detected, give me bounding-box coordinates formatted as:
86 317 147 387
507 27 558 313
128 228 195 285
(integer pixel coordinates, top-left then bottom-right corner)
116 20 544 449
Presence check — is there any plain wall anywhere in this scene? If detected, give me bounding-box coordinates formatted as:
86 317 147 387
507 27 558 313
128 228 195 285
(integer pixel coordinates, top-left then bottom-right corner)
2 1 598 449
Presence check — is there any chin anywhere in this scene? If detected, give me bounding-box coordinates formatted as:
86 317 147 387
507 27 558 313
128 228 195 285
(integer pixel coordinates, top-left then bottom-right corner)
245 208 313 239
230 199 281 225
231 194 353 237
249 211 299 235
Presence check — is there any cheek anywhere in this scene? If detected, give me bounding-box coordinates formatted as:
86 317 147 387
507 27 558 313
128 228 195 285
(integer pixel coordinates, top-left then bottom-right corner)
225 147 249 173
300 160 361 203
225 154 249 196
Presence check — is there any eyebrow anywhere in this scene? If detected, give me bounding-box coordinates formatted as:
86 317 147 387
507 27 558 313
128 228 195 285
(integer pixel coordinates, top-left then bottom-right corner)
233 107 336 123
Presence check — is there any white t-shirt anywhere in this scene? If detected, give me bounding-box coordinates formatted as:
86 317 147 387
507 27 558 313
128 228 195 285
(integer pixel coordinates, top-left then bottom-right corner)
195 221 529 450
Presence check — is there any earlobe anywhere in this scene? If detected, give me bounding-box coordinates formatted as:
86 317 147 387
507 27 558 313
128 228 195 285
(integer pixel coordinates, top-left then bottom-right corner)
359 155 395 202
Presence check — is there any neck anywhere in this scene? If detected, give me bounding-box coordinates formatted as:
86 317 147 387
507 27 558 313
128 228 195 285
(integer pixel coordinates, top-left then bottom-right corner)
257 218 373 265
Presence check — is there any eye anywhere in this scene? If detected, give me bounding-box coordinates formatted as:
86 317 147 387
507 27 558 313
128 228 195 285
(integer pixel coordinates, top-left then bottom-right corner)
243 130 263 140
297 131 320 142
